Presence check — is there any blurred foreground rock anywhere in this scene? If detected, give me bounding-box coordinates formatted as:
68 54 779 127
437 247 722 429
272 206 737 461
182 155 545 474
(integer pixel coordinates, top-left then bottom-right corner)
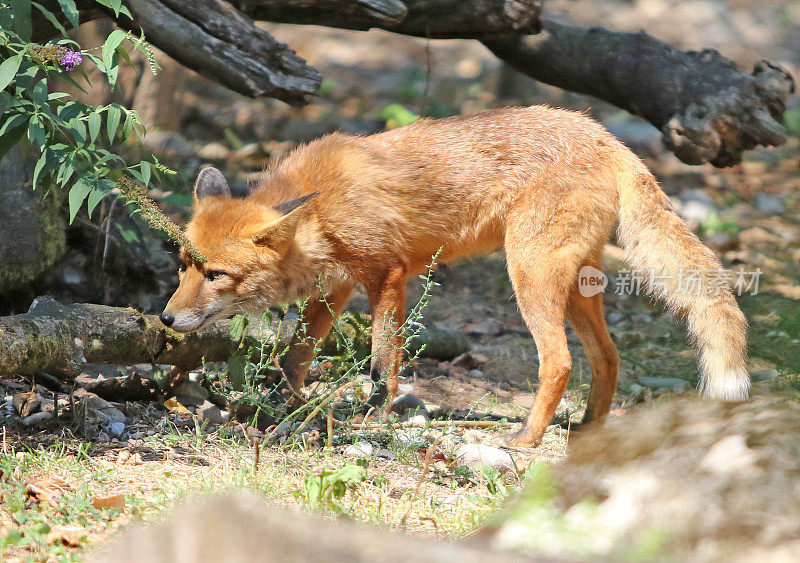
482 397 800 561
89 492 525 563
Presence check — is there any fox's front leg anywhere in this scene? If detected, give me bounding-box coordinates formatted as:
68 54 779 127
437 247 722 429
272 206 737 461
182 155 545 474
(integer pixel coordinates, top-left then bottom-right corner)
280 282 354 394
365 266 407 418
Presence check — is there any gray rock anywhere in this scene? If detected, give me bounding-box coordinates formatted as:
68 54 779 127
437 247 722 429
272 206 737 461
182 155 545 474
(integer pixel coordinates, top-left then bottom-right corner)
96 432 111 443
173 380 209 407
756 193 784 215
394 431 428 449
143 130 197 159
23 411 53 426
344 441 374 458
106 422 126 438
637 376 690 393
678 189 717 223
391 394 428 418
454 443 515 473
467 369 486 379
607 312 624 324
75 390 126 424
196 401 225 425
752 369 780 382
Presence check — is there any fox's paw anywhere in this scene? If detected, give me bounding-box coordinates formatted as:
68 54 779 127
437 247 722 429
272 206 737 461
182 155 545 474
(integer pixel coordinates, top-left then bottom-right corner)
499 428 540 449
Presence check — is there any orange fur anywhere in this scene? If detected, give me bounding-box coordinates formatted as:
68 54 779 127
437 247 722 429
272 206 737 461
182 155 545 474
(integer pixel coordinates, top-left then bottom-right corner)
163 106 749 447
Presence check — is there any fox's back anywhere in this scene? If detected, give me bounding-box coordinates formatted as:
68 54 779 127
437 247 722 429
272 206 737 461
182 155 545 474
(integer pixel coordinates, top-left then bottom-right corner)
263 106 628 268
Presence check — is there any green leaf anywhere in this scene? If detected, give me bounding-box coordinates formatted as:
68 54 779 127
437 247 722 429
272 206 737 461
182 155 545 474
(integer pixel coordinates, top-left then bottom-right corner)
0 54 23 92
140 160 151 187
0 113 27 137
67 117 86 144
102 29 127 68
229 314 249 341
31 78 48 105
0 123 25 162
87 111 101 143
57 101 84 122
87 185 110 218
57 0 79 28
115 224 140 244
9 0 32 40
32 2 68 36
33 150 48 188
27 116 46 148
106 105 121 142
69 175 93 223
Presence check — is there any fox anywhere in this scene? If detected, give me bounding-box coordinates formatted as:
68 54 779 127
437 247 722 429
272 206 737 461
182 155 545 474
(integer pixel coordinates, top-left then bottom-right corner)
161 105 750 447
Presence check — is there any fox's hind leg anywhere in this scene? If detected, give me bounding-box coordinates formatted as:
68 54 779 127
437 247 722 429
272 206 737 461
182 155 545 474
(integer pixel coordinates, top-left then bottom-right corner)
503 236 591 446
566 259 620 425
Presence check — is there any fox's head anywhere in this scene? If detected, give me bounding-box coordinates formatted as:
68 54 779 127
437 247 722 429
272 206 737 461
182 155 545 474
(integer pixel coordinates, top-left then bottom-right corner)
160 167 319 332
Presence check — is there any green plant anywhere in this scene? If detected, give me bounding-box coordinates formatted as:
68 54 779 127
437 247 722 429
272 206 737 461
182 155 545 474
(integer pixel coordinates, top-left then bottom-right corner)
0 0 205 261
295 464 367 513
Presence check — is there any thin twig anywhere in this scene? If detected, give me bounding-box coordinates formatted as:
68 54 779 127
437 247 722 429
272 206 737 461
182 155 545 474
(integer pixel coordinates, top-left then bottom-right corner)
400 436 442 529
326 409 333 449
276 380 358 446
272 357 308 405
253 437 261 473
343 419 517 430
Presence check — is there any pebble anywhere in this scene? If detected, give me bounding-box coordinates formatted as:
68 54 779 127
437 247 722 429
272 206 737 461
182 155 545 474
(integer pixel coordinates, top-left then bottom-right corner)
454 443 515 473
392 394 428 418
344 441 374 458
22 411 53 426
105 422 126 438
637 376 689 393
173 380 210 407
755 193 784 215
467 369 486 379
196 400 225 425
96 432 111 443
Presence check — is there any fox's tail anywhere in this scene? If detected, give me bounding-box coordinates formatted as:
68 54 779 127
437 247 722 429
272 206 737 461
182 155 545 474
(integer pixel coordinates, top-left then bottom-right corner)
615 159 749 400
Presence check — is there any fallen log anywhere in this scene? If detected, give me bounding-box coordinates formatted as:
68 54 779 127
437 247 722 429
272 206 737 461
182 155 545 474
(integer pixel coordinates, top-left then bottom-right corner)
0 297 469 378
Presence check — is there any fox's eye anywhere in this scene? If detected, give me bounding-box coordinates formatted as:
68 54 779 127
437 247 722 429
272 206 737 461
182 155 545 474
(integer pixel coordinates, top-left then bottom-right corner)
205 270 227 282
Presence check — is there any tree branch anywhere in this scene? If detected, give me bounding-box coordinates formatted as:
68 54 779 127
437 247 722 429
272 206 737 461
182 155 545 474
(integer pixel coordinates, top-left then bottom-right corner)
483 21 795 167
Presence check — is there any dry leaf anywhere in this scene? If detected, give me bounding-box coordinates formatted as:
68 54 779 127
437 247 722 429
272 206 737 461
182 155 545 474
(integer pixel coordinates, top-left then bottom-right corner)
164 397 192 415
46 526 88 547
92 494 126 511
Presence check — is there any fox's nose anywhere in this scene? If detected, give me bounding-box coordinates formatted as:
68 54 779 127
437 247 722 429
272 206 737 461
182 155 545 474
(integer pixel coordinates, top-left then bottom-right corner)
160 312 174 327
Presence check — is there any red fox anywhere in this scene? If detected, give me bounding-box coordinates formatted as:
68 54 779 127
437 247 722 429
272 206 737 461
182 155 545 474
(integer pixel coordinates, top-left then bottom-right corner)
161 106 749 447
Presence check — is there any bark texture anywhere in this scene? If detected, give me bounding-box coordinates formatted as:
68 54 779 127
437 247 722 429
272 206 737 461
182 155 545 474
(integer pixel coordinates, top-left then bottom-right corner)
0 298 469 377
483 21 796 167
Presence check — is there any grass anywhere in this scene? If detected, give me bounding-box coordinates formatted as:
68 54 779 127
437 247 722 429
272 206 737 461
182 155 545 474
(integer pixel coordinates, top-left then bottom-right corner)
0 415 548 562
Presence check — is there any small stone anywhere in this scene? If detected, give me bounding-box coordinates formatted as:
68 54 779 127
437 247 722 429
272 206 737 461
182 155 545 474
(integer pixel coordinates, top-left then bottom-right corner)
607 312 624 324
452 352 489 370
196 400 225 425
344 441 374 458
467 369 486 379
392 393 428 418
406 414 428 426
96 432 111 443
173 380 209 407
637 376 690 393
13 392 42 417
454 443 515 473
75 389 126 424
755 193 784 215
106 422 126 438
464 318 503 336
23 411 53 426
752 369 780 382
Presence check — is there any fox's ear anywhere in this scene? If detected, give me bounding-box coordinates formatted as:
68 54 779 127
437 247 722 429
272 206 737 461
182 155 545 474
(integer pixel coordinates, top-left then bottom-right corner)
194 167 230 200
251 192 319 250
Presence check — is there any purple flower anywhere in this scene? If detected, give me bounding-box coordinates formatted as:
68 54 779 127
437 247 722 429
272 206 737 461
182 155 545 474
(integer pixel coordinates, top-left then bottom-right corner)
58 50 83 72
